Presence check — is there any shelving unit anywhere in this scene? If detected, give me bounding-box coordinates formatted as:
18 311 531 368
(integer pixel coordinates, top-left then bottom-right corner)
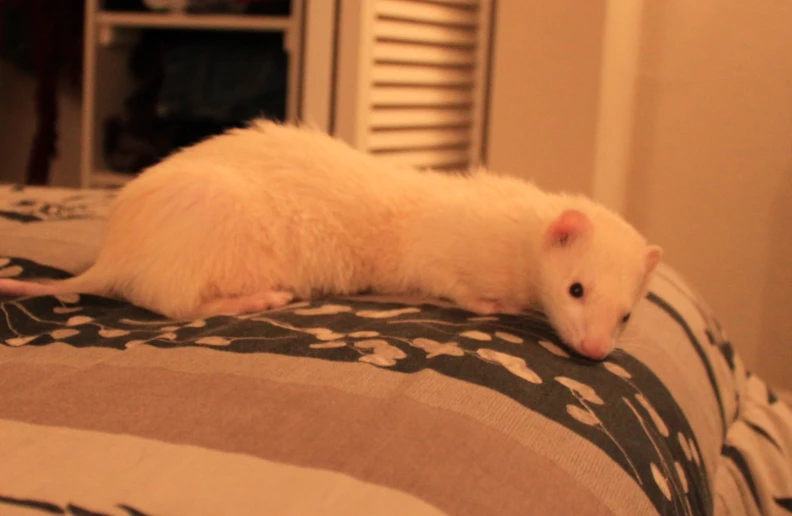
78 0 495 189
96 11 293 30
80 0 304 188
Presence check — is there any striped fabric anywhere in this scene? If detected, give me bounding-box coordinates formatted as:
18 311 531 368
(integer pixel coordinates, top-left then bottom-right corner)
0 184 790 516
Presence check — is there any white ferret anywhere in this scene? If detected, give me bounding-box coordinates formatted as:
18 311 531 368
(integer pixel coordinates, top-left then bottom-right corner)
0 121 662 360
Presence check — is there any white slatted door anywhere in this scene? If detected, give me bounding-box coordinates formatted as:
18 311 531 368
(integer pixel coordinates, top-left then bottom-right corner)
335 0 493 170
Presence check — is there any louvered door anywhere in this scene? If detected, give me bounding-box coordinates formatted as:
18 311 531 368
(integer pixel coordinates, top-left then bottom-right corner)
334 0 493 171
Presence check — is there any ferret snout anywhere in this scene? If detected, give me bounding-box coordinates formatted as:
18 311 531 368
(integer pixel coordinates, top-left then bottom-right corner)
577 336 613 361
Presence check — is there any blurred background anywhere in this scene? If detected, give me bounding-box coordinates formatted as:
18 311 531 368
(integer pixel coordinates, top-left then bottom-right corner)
1 0 790 391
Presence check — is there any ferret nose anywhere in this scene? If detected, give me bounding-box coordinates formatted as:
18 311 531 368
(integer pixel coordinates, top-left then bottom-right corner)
578 338 610 361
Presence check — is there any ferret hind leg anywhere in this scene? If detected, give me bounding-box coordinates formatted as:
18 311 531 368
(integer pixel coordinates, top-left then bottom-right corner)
193 290 295 319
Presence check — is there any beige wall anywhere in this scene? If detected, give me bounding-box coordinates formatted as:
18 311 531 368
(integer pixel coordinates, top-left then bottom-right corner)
627 1 792 388
488 1 792 389
487 0 605 194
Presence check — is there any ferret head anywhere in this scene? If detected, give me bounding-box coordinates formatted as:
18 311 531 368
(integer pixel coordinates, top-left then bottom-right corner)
537 207 663 361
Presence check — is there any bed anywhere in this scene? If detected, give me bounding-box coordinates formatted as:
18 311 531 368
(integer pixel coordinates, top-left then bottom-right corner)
0 183 790 516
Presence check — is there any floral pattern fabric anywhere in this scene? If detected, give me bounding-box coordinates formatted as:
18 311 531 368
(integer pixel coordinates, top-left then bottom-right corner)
1 256 709 515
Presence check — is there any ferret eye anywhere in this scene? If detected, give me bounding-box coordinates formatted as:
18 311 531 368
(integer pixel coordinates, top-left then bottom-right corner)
621 313 631 324
568 282 584 299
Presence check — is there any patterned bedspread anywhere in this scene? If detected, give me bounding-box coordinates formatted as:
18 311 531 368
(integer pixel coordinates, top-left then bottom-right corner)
0 184 790 516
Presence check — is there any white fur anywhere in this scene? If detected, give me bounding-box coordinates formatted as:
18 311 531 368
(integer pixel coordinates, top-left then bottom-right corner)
0 121 662 360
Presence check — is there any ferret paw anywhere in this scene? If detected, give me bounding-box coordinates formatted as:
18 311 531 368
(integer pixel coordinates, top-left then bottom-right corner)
457 297 502 315
247 290 295 312
196 290 295 318
456 297 524 315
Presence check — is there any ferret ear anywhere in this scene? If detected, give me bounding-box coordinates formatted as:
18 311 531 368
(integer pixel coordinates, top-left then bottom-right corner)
644 245 663 275
546 209 592 247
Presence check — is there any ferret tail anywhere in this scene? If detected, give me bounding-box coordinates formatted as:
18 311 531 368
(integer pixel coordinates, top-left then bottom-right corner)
0 267 109 299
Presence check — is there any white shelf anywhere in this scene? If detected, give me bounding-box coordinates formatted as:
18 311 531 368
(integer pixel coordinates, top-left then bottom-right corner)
96 11 292 31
